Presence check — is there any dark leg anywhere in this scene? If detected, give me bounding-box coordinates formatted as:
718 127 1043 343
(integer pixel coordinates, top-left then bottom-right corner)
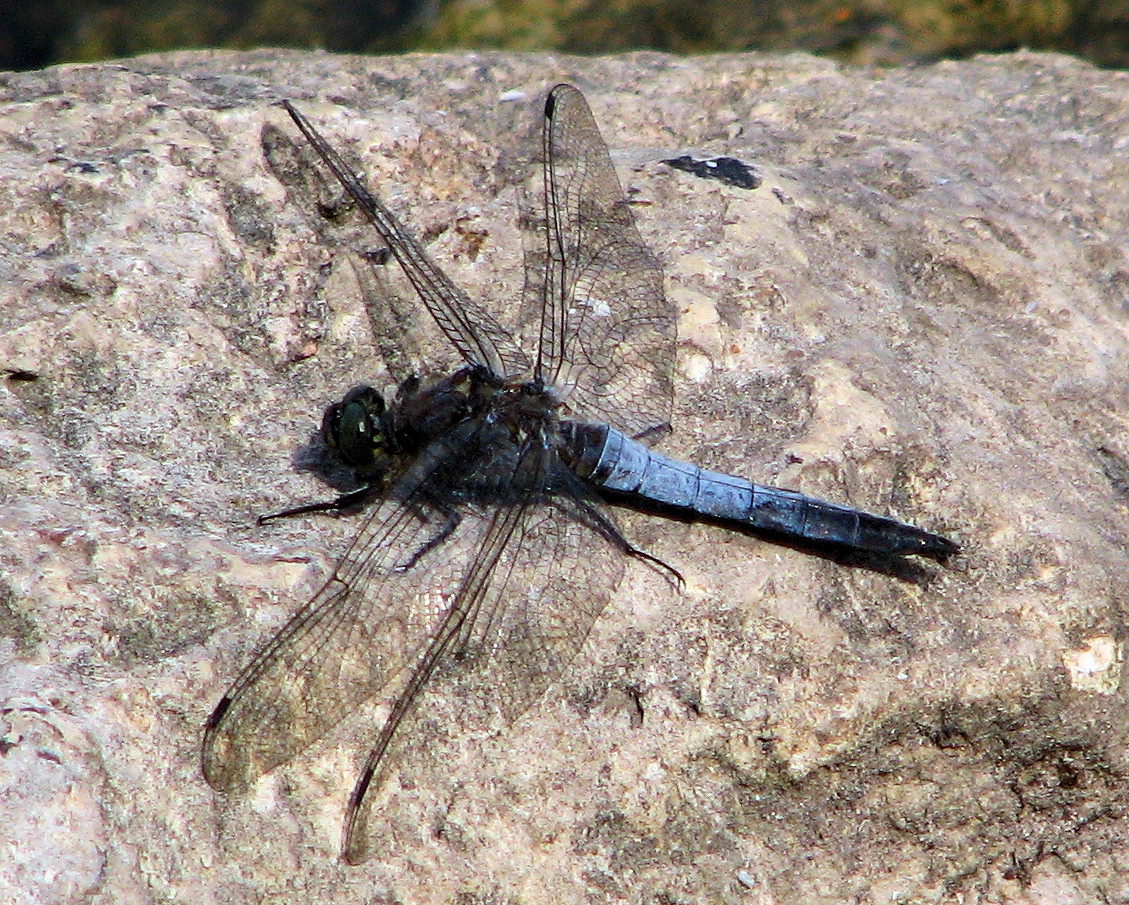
257 485 378 526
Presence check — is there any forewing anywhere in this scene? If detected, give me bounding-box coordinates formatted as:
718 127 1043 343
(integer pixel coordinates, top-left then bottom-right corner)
202 445 490 791
284 101 529 379
261 120 427 383
526 84 675 438
343 453 630 862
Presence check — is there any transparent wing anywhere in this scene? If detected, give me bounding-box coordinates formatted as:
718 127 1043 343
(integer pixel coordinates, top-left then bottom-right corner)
202 435 489 790
342 452 632 863
525 84 675 438
284 101 529 379
261 120 426 382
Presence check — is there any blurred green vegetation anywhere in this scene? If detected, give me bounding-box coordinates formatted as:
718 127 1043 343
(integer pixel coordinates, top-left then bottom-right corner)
4 0 1129 71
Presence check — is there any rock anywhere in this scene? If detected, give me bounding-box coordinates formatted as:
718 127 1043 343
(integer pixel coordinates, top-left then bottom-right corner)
2 48 1128 904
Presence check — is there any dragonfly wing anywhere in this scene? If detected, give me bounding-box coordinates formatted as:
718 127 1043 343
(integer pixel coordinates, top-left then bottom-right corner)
342 447 631 862
261 119 426 382
202 434 492 791
284 101 530 379
525 84 675 438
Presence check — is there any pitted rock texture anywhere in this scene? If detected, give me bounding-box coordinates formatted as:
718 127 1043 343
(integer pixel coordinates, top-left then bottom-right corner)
2 49 1128 905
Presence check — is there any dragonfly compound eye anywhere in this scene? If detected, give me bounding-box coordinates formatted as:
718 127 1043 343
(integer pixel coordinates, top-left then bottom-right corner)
323 386 388 471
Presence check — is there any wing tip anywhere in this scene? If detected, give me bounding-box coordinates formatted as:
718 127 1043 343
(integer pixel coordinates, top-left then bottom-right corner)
545 83 584 120
205 694 232 730
341 763 379 864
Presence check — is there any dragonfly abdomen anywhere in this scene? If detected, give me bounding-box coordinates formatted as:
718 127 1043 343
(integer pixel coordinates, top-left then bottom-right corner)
562 422 957 558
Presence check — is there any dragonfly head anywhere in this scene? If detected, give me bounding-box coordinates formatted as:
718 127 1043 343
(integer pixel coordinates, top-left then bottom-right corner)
322 385 392 477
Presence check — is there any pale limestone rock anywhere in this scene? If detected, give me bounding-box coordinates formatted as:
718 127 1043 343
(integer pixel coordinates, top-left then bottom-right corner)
2 49 1129 905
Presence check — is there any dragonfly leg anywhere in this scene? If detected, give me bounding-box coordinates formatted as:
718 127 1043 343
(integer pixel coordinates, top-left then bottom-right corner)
625 542 684 589
256 485 379 525
566 489 685 589
392 507 461 572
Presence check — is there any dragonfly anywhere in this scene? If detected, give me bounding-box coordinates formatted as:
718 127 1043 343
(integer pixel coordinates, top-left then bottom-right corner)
202 84 958 863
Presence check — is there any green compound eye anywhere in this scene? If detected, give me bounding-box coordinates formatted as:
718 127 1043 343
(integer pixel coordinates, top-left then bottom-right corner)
336 400 377 466
322 386 387 472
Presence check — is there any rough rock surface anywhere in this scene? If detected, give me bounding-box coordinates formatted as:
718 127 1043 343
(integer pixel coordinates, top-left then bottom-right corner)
2 49 1128 905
